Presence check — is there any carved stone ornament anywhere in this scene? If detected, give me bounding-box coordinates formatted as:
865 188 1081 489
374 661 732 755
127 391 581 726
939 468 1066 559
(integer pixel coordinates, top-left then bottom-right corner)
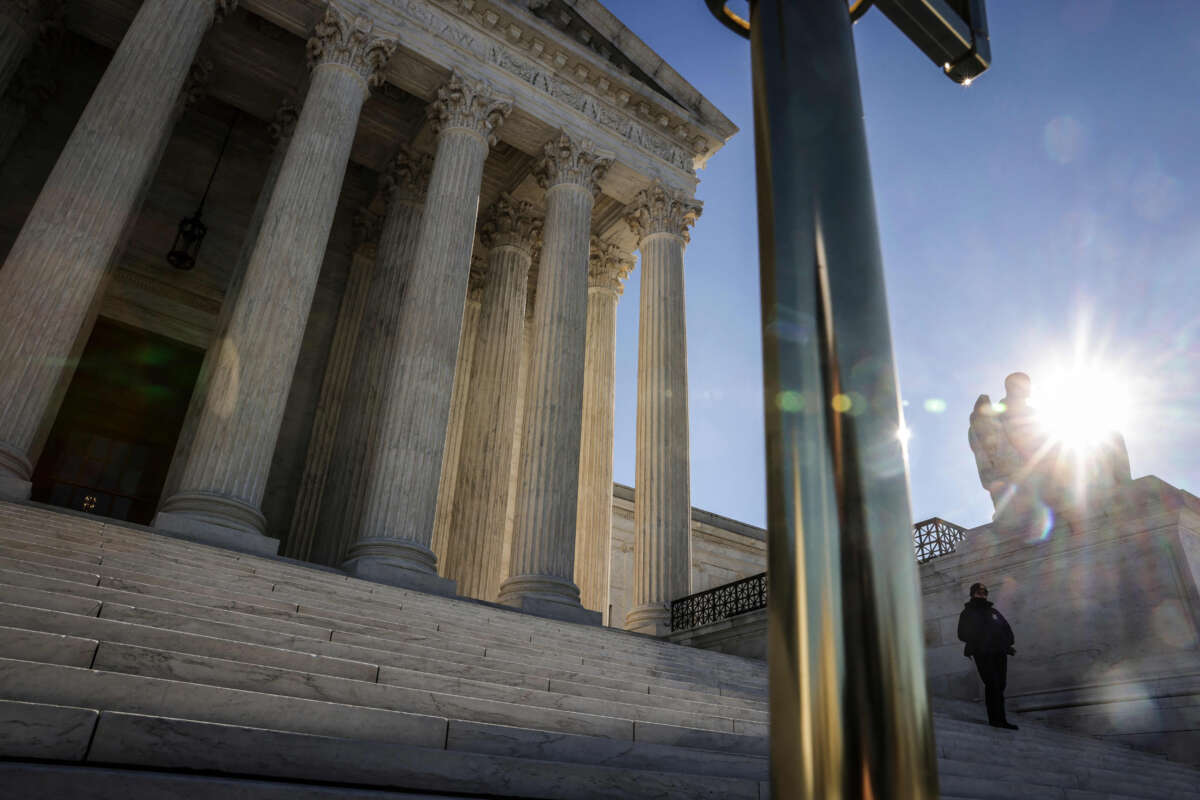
268 98 301 143
179 58 214 111
380 144 433 207
353 208 383 253
306 5 399 88
625 181 702 244
480 193 542 254
588 236 634 294
534 131 611 196
428 72 512 146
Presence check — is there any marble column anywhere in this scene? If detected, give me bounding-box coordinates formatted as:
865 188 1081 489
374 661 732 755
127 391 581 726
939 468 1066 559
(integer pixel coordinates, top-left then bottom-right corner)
154 7 397 554
0 0 235 502
161 98 301 505
0 0 59 98
343 73 510 592
498 132 610 623
574 237 633 617
308 146 432 567
500 296 536 584
283 209 381 560
444 195 540 601
624 181 702 636
430 264 484 567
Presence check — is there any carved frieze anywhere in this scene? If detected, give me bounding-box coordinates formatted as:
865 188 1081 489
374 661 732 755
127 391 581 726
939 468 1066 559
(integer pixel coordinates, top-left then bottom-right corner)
588 236 634 294
480 193 542 254
625 181 702 245
306 5 399 88
534 131 610 196
428 72 512 145
380 144 433 207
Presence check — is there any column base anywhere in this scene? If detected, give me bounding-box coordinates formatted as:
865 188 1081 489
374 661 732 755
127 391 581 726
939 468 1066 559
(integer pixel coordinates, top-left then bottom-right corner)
342 537 457 596
497 575 601 626
154 491 278 556
0 442 33 501
625 604 673 637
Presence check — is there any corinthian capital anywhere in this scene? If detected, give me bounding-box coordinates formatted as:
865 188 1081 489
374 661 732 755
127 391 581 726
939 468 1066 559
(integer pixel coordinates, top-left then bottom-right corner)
589 237 634 295
306 6 398 89
380 144 433 208
534 132 611 196
480 194 542 255
468 256 487 304
625 181 702 245
353 208 382 255
428 73 512 146
268 97 301 143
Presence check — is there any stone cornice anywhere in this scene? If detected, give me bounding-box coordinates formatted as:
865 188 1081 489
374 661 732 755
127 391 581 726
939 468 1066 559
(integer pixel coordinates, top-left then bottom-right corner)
426 0 725 168
306 5 398 89
588 236 633 295
380 144 433 207
625 181 702 245
534 131 610 195
480 193 542 254
428 72 512 146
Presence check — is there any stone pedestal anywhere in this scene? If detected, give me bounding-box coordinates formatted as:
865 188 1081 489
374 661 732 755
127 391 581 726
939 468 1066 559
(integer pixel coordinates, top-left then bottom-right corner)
573 238 631 616
344 73 510 593
444 196 540 601
0 0 223 501
498 133 609 625
624 182 701 636
308 148 430 567
155 8 396 552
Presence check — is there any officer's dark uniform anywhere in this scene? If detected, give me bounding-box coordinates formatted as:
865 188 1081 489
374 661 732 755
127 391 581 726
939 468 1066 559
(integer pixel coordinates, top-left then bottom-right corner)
957 594 1016 728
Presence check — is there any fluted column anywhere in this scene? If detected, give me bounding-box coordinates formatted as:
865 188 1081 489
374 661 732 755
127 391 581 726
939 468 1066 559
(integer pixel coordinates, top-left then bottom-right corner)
0 0 59 98
161 97 300 505
154 7 397 553
445 196 540 600
430 264 484 567
344 73 510 593
500 299 536 583
498 133 610 623
574 238 633 618
625 182 702 636
283 209 381 559
0 0 235 501
308 147 432 567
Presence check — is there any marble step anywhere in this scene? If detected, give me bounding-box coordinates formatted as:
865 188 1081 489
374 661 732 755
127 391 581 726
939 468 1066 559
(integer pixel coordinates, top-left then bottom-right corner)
938 752 1199 800
0 541 751 693
0 516 747 666
0 558 766 713
0 598 761 723
0 763 464 800
94 710 763 799
0 513 764 682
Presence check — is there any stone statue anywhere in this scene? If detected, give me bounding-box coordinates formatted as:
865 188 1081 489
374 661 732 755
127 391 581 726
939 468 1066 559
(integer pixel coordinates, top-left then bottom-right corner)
969 372 1132 521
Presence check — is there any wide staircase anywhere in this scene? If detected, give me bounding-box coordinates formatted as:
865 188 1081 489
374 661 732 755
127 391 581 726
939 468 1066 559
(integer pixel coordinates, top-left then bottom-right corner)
0 502 1196 799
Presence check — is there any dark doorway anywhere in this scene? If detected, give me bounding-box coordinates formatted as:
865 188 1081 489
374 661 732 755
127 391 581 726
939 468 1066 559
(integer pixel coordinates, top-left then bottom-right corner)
31 318 203 525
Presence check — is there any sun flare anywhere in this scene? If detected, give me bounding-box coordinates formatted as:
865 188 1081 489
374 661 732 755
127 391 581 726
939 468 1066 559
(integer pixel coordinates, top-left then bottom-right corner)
1028 366 1132 452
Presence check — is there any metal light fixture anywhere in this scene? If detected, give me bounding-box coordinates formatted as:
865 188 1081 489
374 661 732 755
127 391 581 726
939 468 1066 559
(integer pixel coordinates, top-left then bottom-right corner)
168 109 239 270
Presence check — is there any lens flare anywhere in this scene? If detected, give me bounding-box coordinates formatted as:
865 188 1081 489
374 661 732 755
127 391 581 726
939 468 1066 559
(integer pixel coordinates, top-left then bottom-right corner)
1030 366 1132 452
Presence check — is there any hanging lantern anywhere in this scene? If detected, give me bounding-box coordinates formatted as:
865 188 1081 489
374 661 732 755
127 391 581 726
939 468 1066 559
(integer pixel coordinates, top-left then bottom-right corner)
167 211 208 270
167 108 239 271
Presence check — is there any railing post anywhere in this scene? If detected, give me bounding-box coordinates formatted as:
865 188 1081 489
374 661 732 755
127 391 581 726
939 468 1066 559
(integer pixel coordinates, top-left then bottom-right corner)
750 0 939 797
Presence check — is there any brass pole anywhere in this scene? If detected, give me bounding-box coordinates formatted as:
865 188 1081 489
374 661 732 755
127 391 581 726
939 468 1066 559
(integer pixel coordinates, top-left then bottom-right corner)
746 0 940 797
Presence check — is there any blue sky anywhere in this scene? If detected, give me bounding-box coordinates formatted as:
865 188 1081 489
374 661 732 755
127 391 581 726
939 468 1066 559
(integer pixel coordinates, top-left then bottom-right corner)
605 1 1200 529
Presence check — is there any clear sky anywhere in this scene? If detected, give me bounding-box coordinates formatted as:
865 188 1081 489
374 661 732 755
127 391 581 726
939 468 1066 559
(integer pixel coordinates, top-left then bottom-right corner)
605 1 1200 530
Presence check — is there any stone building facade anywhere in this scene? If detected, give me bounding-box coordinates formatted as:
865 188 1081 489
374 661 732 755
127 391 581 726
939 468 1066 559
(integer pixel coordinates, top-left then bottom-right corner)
0 0 739 635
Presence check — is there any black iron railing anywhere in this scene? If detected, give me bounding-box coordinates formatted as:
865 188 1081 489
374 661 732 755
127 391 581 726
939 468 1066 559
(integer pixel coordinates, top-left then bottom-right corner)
670 517 968 631
670 571 767 632
912 516 968 563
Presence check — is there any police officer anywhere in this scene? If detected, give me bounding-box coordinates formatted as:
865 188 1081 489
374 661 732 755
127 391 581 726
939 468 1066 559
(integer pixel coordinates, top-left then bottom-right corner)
957 582 1018 730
